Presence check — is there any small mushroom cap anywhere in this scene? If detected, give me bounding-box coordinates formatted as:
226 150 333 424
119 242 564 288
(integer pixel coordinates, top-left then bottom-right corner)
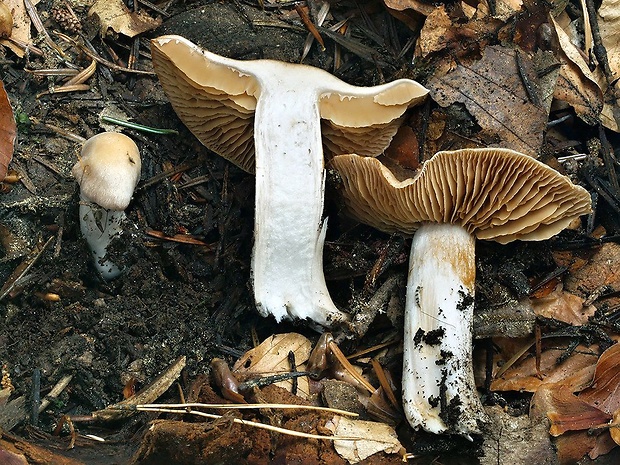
150 35 428 173
330 148 592 244
72 132 141 211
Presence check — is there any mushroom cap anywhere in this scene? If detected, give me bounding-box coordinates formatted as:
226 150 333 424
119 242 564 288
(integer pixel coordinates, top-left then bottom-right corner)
330 148 592 244
72 132 141 211
150 35 428 173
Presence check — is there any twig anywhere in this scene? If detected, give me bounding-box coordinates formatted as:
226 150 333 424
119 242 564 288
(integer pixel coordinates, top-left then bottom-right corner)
23 0 65 56
585 0 615 87
125 402 358 417
296 4 325 51
31 368 41 425
132 406 362 441
92 356 186 422
39 374 73 413
55 33 155 75
328 340 376 394
371 359 398 408
65 60 97 86
0 236 55 301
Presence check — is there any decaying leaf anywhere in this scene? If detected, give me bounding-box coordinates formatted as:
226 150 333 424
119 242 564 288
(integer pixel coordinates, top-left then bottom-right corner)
531 286 597 325
233 333 312 398
552 17 603 126
579 343 620 415
0 81 16 182
532 383 611 436
324 415 404 464
610 409 620 446
427 45 548 157
0 0 35 57
491 342 598 393
382 0 435 17
88 0 162 38
563 242 620 310
596 0 620 131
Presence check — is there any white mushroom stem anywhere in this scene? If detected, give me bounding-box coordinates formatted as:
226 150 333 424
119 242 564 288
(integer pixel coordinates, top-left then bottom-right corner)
78 198 125 280
252 83 339 326
402 223 486 436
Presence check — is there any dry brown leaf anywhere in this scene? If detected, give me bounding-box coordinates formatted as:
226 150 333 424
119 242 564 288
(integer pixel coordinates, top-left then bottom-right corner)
324 415 404 464
579 343 620 416
531 286 597 325
563 243 620 311
551 17 603 126
382 0 435 17
491 342 598 393
588 430 618 459
0 81 16 182
532 383 611 436
88 0 162 38
427 45 548 156
595 0 620 131
233 333 312 398
0 0 36 57
610 409 620 446
415 6 452 58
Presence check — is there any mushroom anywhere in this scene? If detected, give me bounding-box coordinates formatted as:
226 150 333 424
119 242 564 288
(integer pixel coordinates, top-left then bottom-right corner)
150 35 428 327
329 148 592 435
72 132 141 279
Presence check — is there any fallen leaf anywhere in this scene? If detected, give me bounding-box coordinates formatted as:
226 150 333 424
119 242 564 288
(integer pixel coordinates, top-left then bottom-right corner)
531 286 597 325
324 415 403 464
0 0 36 57
427 45 548 157
0 450 28 465
0 81 16 182
491 342 598 392
382 0 434 17
551 17 603 126
595 0 620 130
579 343 620 416
610 409 620 446
563 242 620 310
88 0 162 38
233 333 312 398
532 383 611 436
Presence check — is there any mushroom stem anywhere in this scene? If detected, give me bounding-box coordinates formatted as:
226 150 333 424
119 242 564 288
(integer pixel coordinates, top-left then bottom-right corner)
78 200 125 279
252 85 342 326
402 223 485 436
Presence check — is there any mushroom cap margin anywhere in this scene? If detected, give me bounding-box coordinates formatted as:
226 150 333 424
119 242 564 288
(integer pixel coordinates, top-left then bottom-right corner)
330 148 593 244
150 35 429 172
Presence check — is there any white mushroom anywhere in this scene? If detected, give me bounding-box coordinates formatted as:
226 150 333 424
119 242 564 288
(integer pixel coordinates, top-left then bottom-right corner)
72 132 141 279
150 35 428 328
330 148 592 435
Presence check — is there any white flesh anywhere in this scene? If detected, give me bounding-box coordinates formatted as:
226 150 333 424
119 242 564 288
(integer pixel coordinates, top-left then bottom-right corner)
79 201 124 280
402 223 486 435
250 75 344 326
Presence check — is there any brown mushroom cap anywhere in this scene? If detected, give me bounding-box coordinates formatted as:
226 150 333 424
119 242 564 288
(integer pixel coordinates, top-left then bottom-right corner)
72 132 141 211
150 35 428 173
330 148 592 244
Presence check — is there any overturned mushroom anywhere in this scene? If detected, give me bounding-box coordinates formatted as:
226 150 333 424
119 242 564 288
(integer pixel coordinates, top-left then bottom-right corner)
330 148 592 435
150 35 428 327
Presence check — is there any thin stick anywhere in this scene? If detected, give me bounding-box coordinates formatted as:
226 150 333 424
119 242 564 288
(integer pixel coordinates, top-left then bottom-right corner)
39 374 73 413
135 406 362 441
55 33 155 75
328 341 376 394
131 402 358 417
23 0 65 56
